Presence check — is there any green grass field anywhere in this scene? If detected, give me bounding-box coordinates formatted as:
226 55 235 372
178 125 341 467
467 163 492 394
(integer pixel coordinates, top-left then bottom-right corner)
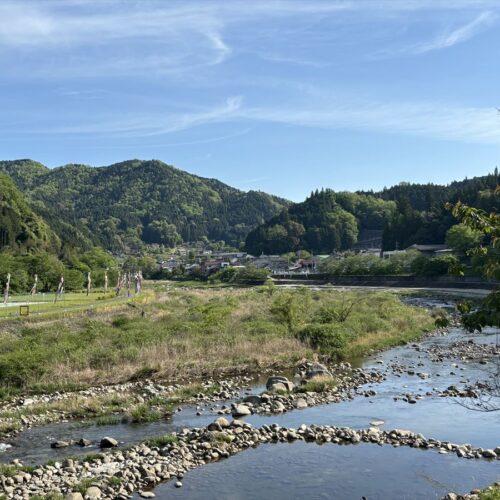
0 285 434 396
0 291 133 319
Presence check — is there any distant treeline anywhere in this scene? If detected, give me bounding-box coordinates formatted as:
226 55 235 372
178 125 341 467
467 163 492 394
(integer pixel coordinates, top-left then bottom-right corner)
245 170 499 254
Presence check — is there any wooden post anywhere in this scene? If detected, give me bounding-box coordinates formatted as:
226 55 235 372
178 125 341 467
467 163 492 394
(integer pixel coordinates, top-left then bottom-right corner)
126 272 131 297
3 273 10 305
30 274 38 295
134 271 142 294
86 271 91 296
104 269 109 294
115 271 121 297
54 276 64 304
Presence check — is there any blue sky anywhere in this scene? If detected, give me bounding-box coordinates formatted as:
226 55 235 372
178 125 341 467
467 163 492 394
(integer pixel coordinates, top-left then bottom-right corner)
1 0 499 201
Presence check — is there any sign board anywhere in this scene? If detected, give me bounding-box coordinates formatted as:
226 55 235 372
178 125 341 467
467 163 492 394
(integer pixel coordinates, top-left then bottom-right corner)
19 305 29 316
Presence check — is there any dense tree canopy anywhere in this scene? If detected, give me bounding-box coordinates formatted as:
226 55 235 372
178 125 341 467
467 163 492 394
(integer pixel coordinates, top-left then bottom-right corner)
245 190 366 254
0 173 59 254
0 159 289 252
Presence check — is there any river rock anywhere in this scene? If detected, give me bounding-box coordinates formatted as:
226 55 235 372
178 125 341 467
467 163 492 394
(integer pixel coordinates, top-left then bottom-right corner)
392 429 412 438
207 416 231 431
268 382 288 392
139 492 156 498
231 404 251 417
65 493 84 500
65 494 84 500
100 436 118 448
84 486 102 499
293 398 308 409
243 395 262 405
482 449 497 459
266 376 294 392
304 362 332 380
271 401 286 413
50 440 70 448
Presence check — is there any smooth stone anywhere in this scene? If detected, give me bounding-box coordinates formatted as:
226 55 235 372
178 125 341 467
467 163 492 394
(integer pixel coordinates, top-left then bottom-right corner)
65 494 84 500
84 486 102 499
50 441 69 449
100 437 118 448
231 404 251 417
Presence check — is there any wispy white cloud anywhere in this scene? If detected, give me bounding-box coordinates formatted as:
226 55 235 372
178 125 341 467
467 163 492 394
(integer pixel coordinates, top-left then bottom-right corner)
414 11 496 53
1 0 498 77
1 0 499 148
93 126 254 149
239 100 500 144
16 91 500 145
29 96 244 136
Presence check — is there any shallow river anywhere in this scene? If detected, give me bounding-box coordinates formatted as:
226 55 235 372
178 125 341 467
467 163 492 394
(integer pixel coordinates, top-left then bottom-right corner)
1 298 499 499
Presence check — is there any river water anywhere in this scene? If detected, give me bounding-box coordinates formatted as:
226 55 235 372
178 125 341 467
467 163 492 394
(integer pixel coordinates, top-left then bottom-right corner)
1 298 499 498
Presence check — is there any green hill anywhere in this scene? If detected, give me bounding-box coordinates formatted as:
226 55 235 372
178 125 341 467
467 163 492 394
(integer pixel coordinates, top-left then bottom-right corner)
245 190 396 254
245 172 499 254
0 159 290 253
0 173 59 253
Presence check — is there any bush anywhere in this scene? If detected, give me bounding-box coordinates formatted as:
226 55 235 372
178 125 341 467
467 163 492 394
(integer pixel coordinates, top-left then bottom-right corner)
317 300 354 323
297 323 347 354
411 254 459 277
209 267 238 283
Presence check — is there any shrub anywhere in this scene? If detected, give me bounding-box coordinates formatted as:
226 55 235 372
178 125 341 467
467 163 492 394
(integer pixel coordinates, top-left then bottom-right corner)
412 254 459 277
297 323 347 354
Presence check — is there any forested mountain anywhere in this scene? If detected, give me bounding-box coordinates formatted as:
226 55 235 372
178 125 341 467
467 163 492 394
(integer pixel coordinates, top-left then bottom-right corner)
245 171 499 254
0 173 59 253
0 159 289 253
245 190 396 254
1 158 498 258
374 170 499 250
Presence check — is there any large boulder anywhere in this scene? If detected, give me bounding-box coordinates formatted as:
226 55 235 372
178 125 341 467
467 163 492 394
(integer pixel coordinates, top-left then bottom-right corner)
231 404 251 417
243 395 262 405
266 376 295 392
100 436 118 448
304 362 332 380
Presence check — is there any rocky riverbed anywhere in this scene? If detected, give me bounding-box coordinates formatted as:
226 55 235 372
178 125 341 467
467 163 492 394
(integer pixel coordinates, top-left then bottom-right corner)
1 419 498 499
0 297 498 499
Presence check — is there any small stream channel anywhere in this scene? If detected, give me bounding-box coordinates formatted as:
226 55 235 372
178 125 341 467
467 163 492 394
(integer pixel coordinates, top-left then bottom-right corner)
1 297 499 498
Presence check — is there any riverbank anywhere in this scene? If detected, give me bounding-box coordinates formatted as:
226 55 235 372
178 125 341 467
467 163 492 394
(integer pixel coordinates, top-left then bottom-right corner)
0 288 433 397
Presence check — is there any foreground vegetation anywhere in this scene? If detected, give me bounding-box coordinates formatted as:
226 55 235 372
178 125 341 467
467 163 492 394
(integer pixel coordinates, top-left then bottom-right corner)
480 485 500 500
0 286 433 396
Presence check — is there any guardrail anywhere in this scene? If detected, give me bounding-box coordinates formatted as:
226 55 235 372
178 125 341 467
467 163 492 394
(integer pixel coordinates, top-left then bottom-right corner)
271 274 498 290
